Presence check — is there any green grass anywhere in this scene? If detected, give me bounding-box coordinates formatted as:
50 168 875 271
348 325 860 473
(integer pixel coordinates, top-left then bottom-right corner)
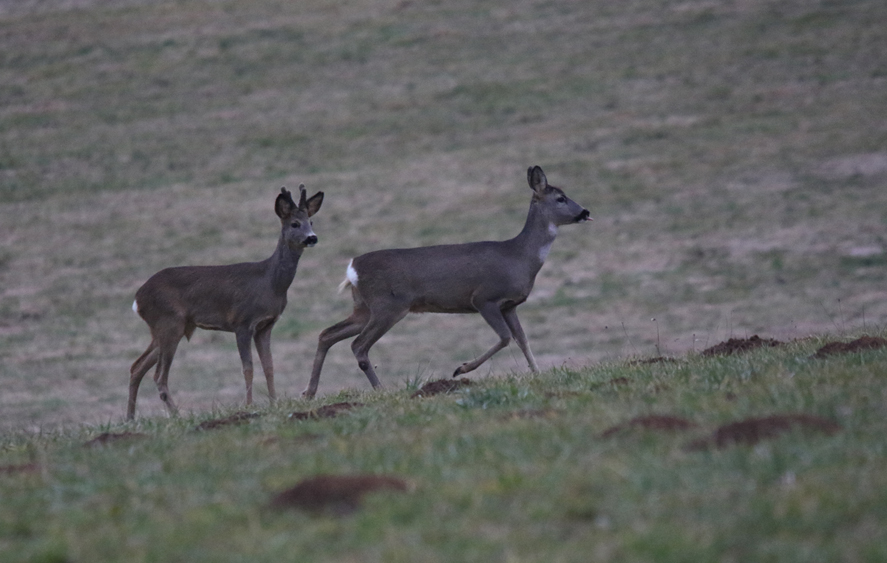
2 336 887 562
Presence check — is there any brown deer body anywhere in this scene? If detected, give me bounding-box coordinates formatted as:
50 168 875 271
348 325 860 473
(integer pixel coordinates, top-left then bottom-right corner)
128 186 323 420
302 166 590 398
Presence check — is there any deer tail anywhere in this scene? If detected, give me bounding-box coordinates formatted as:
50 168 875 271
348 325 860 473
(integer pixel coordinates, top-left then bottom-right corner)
337 259 358 294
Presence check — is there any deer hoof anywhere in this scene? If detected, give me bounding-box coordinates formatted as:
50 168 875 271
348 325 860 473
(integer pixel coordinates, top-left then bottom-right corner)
452 365 466 378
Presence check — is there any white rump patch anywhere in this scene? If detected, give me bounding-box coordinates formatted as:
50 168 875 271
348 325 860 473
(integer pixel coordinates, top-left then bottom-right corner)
346 260 359 286
337 259 359 293
132 299 138 314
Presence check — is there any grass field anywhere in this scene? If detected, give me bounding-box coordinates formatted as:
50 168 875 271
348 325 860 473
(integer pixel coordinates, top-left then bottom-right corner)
1 0 886 558
2 335 887 561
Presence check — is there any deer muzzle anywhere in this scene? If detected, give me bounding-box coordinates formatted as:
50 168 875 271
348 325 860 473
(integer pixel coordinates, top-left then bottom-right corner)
575 209 592 222
304 235 318 247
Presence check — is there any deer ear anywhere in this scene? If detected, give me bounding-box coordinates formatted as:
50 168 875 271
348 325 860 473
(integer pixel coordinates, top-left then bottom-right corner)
275 187 297 218
304 191 324 217
527 166 548 194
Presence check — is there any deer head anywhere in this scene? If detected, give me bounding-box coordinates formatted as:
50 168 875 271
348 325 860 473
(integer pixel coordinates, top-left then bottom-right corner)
276 185 324 250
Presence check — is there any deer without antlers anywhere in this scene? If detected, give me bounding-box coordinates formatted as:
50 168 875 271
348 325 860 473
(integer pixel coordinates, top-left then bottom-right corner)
302 166 590 398
128 186 324 420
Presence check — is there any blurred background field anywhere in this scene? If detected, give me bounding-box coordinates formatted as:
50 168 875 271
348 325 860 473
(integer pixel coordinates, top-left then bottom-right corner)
1 0 885 429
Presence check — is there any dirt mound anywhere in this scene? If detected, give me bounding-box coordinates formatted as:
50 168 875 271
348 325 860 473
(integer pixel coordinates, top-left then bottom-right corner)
700 335 783 357
83 432 148 447
411 378 472 398
289 402 364 420
0 463 39 475
194 411 261 431
811 336 887 359
689 414 840 450
270 474 409 515
601 415 697 438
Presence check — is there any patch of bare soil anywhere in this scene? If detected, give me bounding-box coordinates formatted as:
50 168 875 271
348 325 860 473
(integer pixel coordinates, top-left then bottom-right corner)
628 357 679 366
83 432 148 447
688 414 840 450
601 415 697 438
700 335 784 357
0 463 39 475
811 336 887 359
411 378 472 398
270 474 409 515
288 402 364 420
194 411 261 431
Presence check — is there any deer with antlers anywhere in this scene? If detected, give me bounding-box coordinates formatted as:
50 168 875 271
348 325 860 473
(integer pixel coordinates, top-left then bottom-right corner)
128 186 323 419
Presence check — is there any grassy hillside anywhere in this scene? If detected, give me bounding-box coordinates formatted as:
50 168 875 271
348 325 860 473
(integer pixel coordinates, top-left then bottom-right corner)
1 0 886 430
2 336 887 562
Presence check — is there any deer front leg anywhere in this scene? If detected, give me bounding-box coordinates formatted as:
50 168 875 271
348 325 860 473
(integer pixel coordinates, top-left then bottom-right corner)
502 307 539 373
254 325 276 404
235 328 255 405
453 302 512 377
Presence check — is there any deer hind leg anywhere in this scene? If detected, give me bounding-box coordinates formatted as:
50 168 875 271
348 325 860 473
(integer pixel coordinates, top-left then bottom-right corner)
235 328 256 406
254 324 275 403
150 319 184 417
127 341 159 420
502 307 539 373
350 304 409 390
153 340 181 417
302 306 370 398
453 302 512 377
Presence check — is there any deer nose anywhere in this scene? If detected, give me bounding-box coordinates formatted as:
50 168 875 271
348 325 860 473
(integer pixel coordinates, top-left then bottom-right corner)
304 235 318 247
575 209 591 222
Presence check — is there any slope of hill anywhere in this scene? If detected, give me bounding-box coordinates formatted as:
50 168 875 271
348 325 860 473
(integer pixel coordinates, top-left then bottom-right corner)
0 0 885 430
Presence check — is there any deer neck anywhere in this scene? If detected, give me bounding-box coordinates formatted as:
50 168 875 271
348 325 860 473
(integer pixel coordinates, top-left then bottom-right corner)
513 200 558 266
268 235 303 294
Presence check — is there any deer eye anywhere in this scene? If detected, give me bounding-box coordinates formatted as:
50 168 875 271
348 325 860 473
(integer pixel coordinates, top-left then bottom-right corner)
291 221 301 228
556 196 566 204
